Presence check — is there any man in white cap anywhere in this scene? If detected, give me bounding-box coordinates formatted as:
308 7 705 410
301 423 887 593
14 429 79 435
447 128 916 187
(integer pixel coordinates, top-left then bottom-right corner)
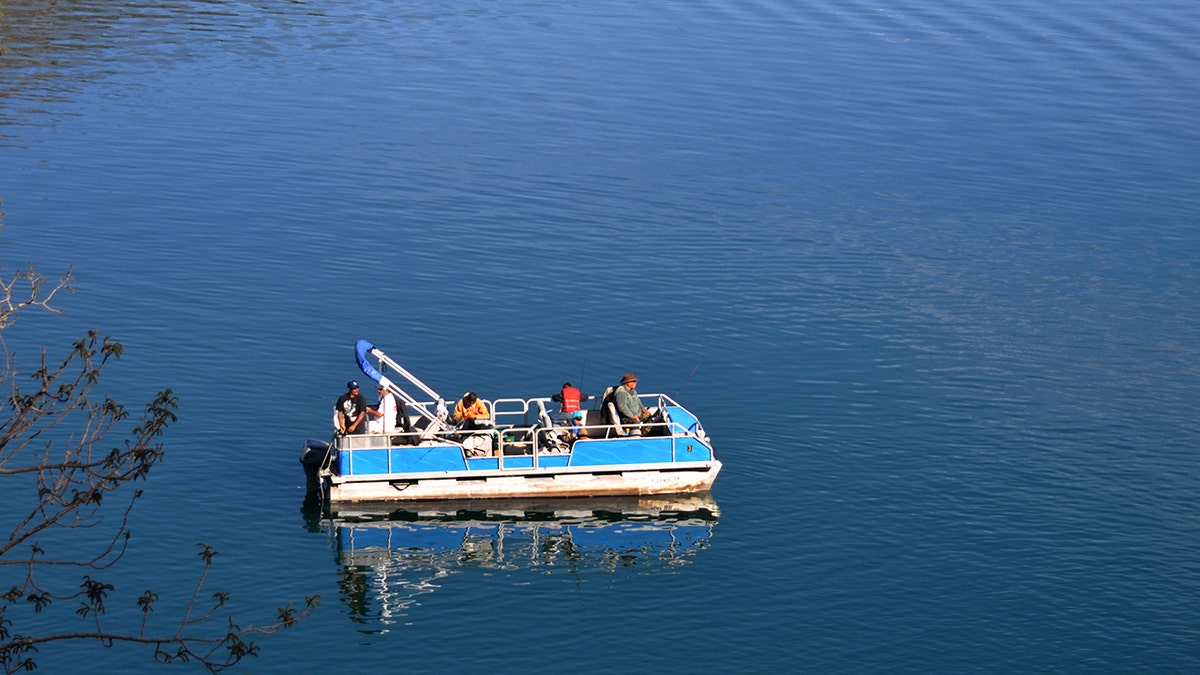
367 381 398 435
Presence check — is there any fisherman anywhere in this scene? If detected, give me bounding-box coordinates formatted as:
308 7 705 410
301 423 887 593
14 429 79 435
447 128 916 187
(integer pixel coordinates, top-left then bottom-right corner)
551 381 591 422
552 381 591 413
612 372 652 426
335 380 368 435
453 391 491 431
366 381 397 434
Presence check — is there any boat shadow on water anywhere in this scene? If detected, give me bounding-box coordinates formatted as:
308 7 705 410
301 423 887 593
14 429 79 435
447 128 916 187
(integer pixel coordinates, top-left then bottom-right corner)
300 493 720 627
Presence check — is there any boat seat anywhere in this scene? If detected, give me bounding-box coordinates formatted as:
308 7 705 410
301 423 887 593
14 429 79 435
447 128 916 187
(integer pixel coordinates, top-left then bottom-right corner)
578 409 606 439
606 401 640 437
412 415 449 441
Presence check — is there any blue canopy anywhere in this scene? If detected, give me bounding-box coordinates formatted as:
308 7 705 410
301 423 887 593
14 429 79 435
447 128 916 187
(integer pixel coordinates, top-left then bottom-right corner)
355 339 384 386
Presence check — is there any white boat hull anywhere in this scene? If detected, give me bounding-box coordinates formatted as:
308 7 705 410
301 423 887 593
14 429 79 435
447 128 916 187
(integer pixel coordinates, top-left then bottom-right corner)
327 461 722 503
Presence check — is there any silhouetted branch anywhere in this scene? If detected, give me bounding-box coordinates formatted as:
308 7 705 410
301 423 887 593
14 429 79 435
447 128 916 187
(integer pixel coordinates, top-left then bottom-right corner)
0 209 318 673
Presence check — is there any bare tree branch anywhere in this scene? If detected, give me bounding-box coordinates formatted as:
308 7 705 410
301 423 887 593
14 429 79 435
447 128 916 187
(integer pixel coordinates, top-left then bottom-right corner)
0 209 318 672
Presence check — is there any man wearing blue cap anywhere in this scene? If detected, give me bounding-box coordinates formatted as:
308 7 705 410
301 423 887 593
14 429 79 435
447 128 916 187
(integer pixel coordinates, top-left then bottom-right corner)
335 380 368 435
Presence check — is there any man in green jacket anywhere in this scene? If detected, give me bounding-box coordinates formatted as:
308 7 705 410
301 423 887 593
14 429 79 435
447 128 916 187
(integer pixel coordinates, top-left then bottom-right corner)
613 372 652 425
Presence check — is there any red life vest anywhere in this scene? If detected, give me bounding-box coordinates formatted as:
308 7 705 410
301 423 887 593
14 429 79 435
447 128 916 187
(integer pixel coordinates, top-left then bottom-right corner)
560 386 583 412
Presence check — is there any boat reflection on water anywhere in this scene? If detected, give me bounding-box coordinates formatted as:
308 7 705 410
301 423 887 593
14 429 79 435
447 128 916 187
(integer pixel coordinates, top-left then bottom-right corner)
303 494 719 627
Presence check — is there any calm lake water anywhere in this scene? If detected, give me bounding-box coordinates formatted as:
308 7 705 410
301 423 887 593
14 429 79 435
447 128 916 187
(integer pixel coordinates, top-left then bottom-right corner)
2 0 1198 672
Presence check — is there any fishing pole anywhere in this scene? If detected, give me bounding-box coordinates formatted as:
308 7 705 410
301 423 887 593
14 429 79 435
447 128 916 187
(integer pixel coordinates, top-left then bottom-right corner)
674 363 701 397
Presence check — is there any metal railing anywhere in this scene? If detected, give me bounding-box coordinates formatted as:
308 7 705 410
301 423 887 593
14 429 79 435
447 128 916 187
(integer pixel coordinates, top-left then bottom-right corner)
331 393 708 473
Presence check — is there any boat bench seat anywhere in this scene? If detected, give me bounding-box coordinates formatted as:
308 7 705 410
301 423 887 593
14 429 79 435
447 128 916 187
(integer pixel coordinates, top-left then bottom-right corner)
578 409 610 438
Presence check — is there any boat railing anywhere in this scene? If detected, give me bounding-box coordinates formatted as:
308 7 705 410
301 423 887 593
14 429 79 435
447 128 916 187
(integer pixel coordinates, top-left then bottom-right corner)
330 419 703 455
330 393 709 463
492 397 534 427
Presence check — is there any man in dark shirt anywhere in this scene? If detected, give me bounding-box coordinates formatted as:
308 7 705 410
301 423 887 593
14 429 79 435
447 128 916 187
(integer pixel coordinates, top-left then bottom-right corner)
335 380 368 434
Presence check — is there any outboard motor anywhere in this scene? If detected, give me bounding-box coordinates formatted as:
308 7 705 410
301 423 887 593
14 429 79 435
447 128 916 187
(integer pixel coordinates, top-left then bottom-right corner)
300 438 332 484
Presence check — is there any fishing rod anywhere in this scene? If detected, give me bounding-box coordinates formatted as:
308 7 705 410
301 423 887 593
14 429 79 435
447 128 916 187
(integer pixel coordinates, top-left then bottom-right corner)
674 363 701 397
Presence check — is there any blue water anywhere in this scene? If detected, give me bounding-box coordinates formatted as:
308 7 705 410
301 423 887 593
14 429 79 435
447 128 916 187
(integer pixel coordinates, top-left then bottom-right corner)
2 0 1198 671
